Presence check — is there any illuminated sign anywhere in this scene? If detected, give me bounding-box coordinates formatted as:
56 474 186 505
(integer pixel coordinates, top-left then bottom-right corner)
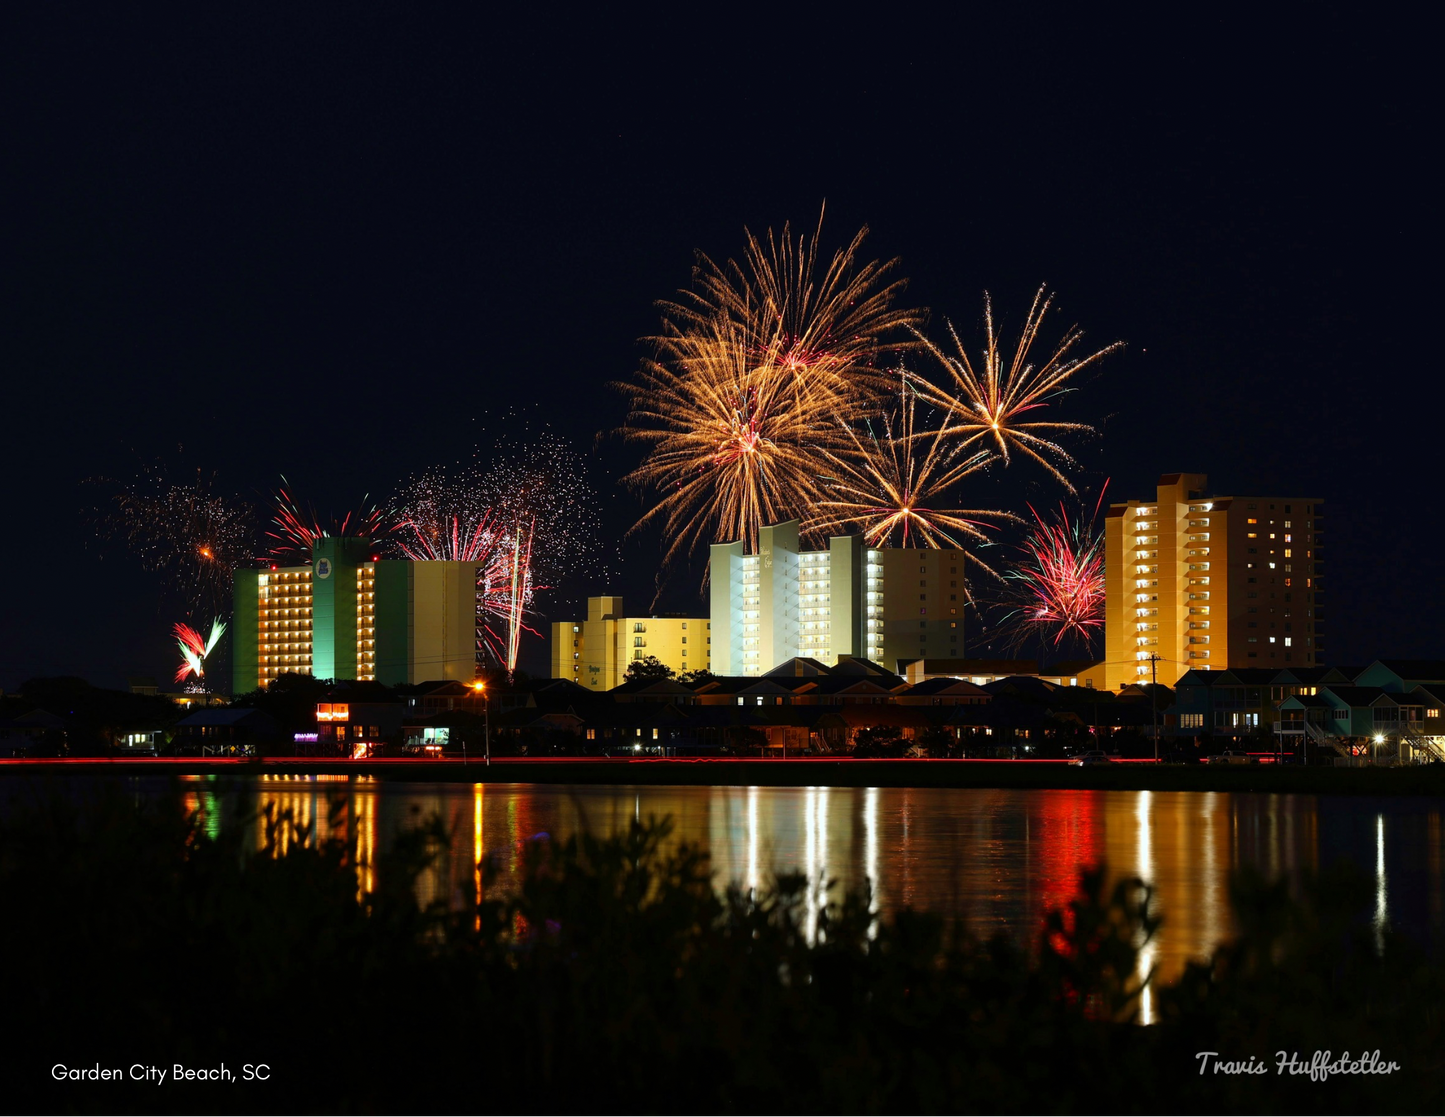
316 703 350 722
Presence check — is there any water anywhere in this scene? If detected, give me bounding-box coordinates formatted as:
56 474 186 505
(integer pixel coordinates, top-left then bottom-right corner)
33 777 1445 1021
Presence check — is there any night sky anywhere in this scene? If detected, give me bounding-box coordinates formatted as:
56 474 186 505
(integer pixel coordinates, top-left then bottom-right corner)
2 8 1434 690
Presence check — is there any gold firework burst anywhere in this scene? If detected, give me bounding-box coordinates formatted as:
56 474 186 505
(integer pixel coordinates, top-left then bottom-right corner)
618 213 921 562
619 315 844 564
810 375 1015 578
915 286 1121 489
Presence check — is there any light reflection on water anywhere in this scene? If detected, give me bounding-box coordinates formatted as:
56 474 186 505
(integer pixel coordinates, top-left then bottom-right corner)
173 777 1445 988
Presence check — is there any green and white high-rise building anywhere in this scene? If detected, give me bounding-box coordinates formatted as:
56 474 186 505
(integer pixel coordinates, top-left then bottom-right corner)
709 520 972 676
232 538 481 693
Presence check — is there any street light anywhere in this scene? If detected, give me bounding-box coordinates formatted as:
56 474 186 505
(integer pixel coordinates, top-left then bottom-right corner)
473 680 490 766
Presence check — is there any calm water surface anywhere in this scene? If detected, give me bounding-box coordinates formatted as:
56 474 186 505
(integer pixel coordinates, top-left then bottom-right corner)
53 777 1445 1021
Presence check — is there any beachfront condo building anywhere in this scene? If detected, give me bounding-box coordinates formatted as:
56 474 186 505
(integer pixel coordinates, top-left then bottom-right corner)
550 596 710 691
232 537 482 692
709 520 971 676
1102 472 1324 690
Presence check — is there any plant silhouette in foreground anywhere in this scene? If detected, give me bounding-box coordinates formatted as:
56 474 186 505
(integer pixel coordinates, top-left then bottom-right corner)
2 786 1440 1113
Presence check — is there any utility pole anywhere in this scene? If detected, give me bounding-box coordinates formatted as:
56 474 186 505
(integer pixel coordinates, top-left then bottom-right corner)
1149 654 1161 762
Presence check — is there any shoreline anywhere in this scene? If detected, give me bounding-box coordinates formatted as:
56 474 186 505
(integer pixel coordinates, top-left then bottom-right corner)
3 756 1444 794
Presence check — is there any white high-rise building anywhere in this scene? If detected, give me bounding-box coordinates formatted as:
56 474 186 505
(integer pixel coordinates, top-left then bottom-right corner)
710 520 971 676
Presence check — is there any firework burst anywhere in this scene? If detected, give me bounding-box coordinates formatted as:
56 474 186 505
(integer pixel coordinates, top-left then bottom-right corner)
995 490 1107 650
266 478 393 561
391 432 600 670
620 315 846 561
915 286 1121 490
618 213 921 561
174 618 227 685
811 374 1014 579
88 464 254 614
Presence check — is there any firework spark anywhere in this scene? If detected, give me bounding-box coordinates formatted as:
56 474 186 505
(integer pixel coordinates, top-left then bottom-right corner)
915 286 1121 490
88 464 254 614
619 214 921 561
174 618 227 684
266 478 393 561
811 374 1014 572
995 491 1107 650
391 432 599 670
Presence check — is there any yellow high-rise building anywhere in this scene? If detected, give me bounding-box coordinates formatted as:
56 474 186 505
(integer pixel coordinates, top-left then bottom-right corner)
551 596 711 691
1103 473 1324 690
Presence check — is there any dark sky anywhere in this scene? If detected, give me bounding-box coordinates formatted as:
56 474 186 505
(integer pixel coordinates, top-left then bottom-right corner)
2 8 1434 690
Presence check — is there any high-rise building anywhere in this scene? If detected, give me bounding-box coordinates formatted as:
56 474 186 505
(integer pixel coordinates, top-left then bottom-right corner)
1103 472 1324 690
709 520 970 676
232 538 482 692
550 596 710 690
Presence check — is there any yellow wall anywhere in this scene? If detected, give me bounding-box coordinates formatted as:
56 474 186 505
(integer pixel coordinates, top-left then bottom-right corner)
877 548 968 673
410 561 479 682
552 597 709 689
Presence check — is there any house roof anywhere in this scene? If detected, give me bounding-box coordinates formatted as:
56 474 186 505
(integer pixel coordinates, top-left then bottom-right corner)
607 678 697 697
1320 685 1388 707
761 657 834 677
1362 660 1445 683
830 656 900 677
912 657 1039 676
176 708 278 727
900 677 991 697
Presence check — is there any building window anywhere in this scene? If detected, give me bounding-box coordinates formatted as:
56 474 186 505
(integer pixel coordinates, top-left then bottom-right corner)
681 636 687 644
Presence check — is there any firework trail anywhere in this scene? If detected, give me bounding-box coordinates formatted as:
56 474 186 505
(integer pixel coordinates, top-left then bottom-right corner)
173 618 227 684
915 286 1121 490
504 517 534 673
618 212 921 561
994 486 1108 650
87 463 254 614
265 478 394 560
811 372 1015 579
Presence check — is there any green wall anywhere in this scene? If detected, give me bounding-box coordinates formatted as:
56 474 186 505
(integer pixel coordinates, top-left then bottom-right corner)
310 538 373 681
373 560 412 686
231 569 260 695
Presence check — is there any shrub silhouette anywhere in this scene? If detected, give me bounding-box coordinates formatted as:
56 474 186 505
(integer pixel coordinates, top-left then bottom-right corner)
2 785 1439 1113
